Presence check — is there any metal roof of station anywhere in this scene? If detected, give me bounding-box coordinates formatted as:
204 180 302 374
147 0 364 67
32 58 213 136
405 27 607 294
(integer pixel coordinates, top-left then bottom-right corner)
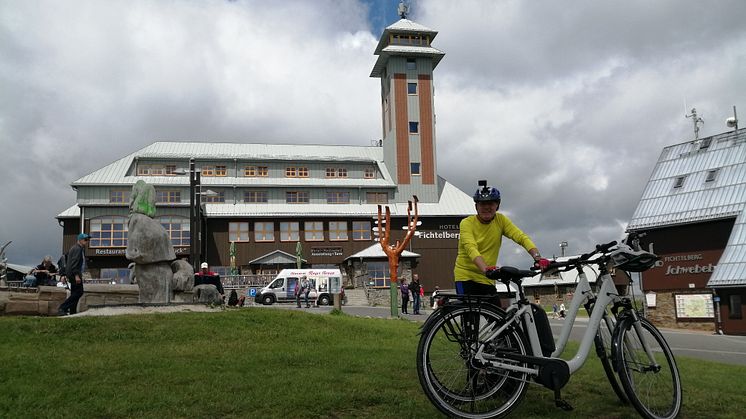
626 128 746 288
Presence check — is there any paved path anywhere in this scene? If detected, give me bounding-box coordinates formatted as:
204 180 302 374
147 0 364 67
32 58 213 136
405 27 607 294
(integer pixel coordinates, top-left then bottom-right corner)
548 317 746 366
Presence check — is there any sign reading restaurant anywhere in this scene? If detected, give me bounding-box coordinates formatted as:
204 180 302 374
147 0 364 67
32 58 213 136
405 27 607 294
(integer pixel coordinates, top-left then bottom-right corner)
92 247 189 256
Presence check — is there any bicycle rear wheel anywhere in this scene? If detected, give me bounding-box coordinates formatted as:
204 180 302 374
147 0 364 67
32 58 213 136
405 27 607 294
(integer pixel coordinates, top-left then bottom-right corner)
595 312 627 404
614 316 682 419
416 305 529 418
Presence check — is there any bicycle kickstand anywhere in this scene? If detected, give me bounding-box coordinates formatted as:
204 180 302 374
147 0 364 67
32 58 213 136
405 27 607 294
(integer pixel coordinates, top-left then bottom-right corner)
554 388 573 411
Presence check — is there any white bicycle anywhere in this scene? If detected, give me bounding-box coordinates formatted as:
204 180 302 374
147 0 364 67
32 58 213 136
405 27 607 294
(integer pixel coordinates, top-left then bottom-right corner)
416 240 682 418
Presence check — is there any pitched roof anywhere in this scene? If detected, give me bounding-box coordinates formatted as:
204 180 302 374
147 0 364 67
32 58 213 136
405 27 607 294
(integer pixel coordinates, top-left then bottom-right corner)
626 128 746 288
344 243 420 260
62 140 475 218
71 141 393 187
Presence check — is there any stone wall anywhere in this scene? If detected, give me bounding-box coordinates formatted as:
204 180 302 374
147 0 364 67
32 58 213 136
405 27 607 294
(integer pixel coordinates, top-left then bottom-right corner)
0 286 67 316
644 290 716 333
1 284 146 315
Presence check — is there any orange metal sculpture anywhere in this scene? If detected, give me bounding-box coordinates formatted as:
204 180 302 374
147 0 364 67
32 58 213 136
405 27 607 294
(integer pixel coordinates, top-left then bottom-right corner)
377 196 419 316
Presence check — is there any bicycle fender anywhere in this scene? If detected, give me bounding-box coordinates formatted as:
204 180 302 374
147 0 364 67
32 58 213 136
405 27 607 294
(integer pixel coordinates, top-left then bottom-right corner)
610 314 633 372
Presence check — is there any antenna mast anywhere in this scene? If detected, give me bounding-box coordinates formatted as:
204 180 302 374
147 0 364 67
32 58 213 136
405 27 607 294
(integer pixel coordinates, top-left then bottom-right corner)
398 1 409 19
685 108 704 141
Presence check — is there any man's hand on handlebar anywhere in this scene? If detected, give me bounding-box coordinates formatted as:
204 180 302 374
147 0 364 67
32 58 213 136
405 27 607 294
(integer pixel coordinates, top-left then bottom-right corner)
484 266 500 279
534 258 551 271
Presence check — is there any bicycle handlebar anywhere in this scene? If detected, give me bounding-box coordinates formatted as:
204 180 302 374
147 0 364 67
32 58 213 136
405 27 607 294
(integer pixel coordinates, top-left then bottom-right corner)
541 240 619 272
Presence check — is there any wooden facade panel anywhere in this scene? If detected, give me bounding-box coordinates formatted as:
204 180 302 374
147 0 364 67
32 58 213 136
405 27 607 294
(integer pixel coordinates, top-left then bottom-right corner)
418 75 435 184
394 73 410 184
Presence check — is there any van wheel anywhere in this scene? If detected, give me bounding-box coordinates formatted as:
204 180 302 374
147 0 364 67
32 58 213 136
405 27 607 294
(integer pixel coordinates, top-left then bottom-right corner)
318 295 331 306
261 294 274 305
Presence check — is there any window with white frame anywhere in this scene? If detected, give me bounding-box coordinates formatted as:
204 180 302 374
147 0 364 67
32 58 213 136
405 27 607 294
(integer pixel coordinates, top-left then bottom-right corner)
280 222 300 242
411 163 421 176
90 216 128 248
229 222 250 242
364 167 376 179
304 221 324 241
329 221 348 241
255 221 274 242
409 121 419 134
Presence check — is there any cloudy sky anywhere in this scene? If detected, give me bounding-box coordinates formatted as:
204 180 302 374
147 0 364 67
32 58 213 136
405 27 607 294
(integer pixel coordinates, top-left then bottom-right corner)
1 0 745 268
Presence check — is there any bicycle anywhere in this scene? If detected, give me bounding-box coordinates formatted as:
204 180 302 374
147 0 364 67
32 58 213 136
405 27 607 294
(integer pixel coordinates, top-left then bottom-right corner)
416 240 682 418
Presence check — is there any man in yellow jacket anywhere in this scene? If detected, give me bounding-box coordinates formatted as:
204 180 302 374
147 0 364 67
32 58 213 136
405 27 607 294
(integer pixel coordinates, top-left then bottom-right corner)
454 180 548 299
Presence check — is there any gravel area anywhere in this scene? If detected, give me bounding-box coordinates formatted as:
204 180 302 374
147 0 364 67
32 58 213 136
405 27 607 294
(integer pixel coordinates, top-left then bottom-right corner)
69 304 223 317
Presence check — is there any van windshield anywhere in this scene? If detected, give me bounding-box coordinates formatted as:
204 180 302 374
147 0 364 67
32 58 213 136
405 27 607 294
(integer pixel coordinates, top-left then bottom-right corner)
269 278 284 289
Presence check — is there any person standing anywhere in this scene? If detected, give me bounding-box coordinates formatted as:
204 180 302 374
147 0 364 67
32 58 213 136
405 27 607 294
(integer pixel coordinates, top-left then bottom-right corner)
454 180 548 305
58 233 90 315
410 274 422 315
400 279 410 314
296 275 311 308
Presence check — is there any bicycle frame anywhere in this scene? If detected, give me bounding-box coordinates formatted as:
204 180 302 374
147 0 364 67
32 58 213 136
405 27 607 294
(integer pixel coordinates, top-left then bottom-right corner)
476 269 621 375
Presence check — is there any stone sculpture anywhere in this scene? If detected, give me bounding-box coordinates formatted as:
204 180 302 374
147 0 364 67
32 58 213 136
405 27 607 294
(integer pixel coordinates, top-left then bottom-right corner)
126 180 199 303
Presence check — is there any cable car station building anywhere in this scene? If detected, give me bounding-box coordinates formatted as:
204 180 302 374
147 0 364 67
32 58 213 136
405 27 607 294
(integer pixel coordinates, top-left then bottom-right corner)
627 127 746 335
56 16 474 291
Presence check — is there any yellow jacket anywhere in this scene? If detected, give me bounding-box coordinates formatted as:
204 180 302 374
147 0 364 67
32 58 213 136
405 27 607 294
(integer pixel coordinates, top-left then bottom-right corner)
453 214 536 285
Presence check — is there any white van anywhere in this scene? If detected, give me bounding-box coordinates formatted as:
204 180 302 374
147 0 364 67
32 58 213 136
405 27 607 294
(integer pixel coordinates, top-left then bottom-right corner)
255 269 342 306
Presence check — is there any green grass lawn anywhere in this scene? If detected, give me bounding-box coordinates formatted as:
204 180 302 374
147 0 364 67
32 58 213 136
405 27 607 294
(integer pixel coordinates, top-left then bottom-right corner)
1 308 743 418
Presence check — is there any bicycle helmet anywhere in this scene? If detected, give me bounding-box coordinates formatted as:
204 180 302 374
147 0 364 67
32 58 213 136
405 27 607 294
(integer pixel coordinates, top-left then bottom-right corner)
609 243 659 272
473 180 501 203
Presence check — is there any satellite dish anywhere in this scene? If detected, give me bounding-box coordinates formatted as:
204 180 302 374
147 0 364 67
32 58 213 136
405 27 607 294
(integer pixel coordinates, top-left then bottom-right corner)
726 117 738 128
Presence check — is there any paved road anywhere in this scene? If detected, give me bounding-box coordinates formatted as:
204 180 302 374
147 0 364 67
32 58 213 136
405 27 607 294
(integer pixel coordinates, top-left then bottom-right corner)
256 303 746 366
548 317 746 366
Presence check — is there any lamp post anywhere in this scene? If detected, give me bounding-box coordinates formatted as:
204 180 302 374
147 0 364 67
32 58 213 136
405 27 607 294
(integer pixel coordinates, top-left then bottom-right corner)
559 241 568 257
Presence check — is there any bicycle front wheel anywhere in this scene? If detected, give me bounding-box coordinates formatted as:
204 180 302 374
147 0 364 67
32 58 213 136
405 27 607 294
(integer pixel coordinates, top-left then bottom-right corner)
614 316 682 419
416 305 529 419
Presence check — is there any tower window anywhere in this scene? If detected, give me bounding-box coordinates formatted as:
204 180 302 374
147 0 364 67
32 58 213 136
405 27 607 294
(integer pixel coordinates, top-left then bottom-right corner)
407 83 417 95
409 121 419 134
406 58 416 70
411 163 421 175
